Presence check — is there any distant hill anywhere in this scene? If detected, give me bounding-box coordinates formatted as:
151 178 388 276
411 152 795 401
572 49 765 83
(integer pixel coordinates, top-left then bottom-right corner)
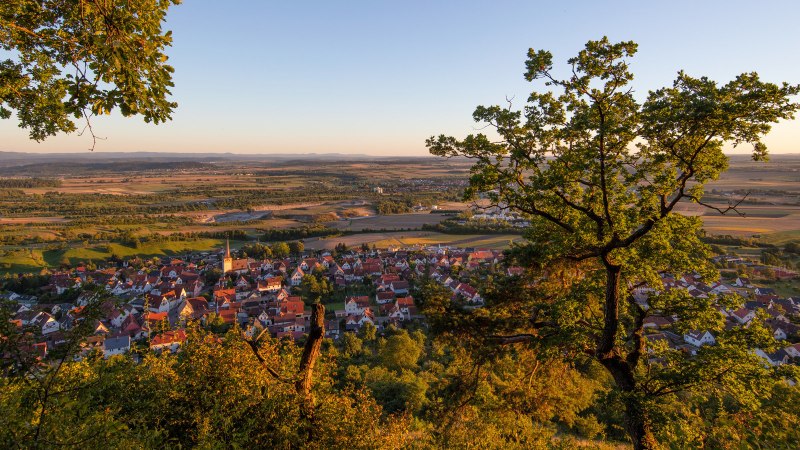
0 160 216 176
0 151 435 169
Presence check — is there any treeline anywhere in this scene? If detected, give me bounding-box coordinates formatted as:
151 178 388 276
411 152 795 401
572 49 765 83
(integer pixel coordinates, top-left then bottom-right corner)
422 218 524 235
0 161 213 176
239 241 303 260
375 195 439 215
117 230 249 248
260 226 341 241
701 234 777 248
376 199 415 214
0 178 62 188
0 272 51 294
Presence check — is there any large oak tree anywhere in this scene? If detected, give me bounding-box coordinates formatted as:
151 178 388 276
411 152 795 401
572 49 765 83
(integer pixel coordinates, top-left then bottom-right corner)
427 37 799 449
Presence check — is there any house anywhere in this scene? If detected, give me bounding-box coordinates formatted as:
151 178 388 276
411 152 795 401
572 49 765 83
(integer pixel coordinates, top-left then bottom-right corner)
345 296 371 315
146 293 176 313
643 316 672 329
290 268 305 286
376 291 395 304
390 281 410 295
456 284 481 304
755 289 780 304
150 329 187 353
345 309 375 329
283 297 306 318
103 336 131 358
784 343 800 359
258 276 283 293
325 319 340 339
178 297 210 321
755 348 790 366
109 304 135 328
730 307 755 325
32 312 60 335
120 314 147 340
396 296 416 318
235 275 251 289
683 330 715 348
766 318 799 341
144 311 170 331
213 288 236 305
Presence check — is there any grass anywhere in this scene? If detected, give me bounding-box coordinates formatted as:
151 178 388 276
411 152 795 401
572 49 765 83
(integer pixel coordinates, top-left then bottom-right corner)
759 279 800 298
0 239 227 274
325 301 345 313
761 229 800 245
0 249 49 274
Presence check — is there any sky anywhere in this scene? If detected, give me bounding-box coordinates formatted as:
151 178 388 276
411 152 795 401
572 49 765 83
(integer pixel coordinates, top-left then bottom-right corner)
2 0 799 156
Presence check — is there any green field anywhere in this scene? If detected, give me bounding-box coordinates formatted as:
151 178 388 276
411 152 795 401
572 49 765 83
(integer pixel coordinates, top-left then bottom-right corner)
0 249 49 274
0 239 226 274
761 229 800 245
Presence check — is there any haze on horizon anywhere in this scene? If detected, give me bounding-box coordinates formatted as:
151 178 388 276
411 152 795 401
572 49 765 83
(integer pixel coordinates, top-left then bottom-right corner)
1 0 799 156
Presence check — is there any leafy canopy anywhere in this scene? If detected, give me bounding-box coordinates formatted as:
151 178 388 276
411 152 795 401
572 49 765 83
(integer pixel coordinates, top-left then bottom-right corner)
1 0 180 146
427 37 799 449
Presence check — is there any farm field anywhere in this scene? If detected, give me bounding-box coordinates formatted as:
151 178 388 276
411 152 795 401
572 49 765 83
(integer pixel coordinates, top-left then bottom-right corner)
327 213 449 231
304 231 523 251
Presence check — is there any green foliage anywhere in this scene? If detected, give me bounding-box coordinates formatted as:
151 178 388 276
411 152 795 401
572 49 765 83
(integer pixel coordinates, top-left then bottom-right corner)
379 328 423 372
299 273 333 304
1 0 180 143
422 217 524 235
427 37 799 448
261 226 341 242
271 241 290 259
289 240 305 255
240 242 273 260
0 323 410 449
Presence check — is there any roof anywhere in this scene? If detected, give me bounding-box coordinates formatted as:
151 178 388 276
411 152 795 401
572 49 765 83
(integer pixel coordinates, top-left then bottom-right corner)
104 336 131 351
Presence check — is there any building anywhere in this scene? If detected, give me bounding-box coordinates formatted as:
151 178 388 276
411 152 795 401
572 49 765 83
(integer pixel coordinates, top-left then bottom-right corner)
222 239 249 274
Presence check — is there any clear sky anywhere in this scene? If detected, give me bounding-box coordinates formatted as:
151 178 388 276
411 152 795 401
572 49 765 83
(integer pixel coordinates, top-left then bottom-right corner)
2 0 799 155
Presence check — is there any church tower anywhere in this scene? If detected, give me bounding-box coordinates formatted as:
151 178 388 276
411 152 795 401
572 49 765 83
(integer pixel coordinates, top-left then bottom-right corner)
223 238 233 273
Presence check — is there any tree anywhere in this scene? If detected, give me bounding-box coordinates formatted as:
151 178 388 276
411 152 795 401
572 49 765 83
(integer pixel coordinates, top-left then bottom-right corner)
289 241 305 256
379 329 423 372
299 274 332 305
1 0 180 149
427 37 798 449
271 242 290 259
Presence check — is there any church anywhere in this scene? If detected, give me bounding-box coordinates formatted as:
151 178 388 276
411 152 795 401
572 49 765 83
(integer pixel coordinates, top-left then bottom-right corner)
222 240 249 274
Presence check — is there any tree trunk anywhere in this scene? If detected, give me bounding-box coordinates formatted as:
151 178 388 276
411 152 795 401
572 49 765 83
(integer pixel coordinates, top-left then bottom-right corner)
597 262 621 358
295 303 325 442
622 395 659 450
597 263 659 449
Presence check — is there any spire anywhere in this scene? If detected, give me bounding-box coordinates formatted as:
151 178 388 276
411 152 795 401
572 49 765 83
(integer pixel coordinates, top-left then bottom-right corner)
226 238 231 258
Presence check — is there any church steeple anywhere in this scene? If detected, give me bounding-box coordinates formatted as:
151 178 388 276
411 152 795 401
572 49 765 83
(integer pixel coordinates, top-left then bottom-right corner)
226 238 231 258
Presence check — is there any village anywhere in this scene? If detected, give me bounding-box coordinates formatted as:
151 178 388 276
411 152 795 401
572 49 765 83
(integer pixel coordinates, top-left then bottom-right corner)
2 240 489 359
2 240 799 370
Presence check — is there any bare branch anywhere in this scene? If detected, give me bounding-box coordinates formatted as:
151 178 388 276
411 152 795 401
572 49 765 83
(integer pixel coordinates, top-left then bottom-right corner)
688 192 749 217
